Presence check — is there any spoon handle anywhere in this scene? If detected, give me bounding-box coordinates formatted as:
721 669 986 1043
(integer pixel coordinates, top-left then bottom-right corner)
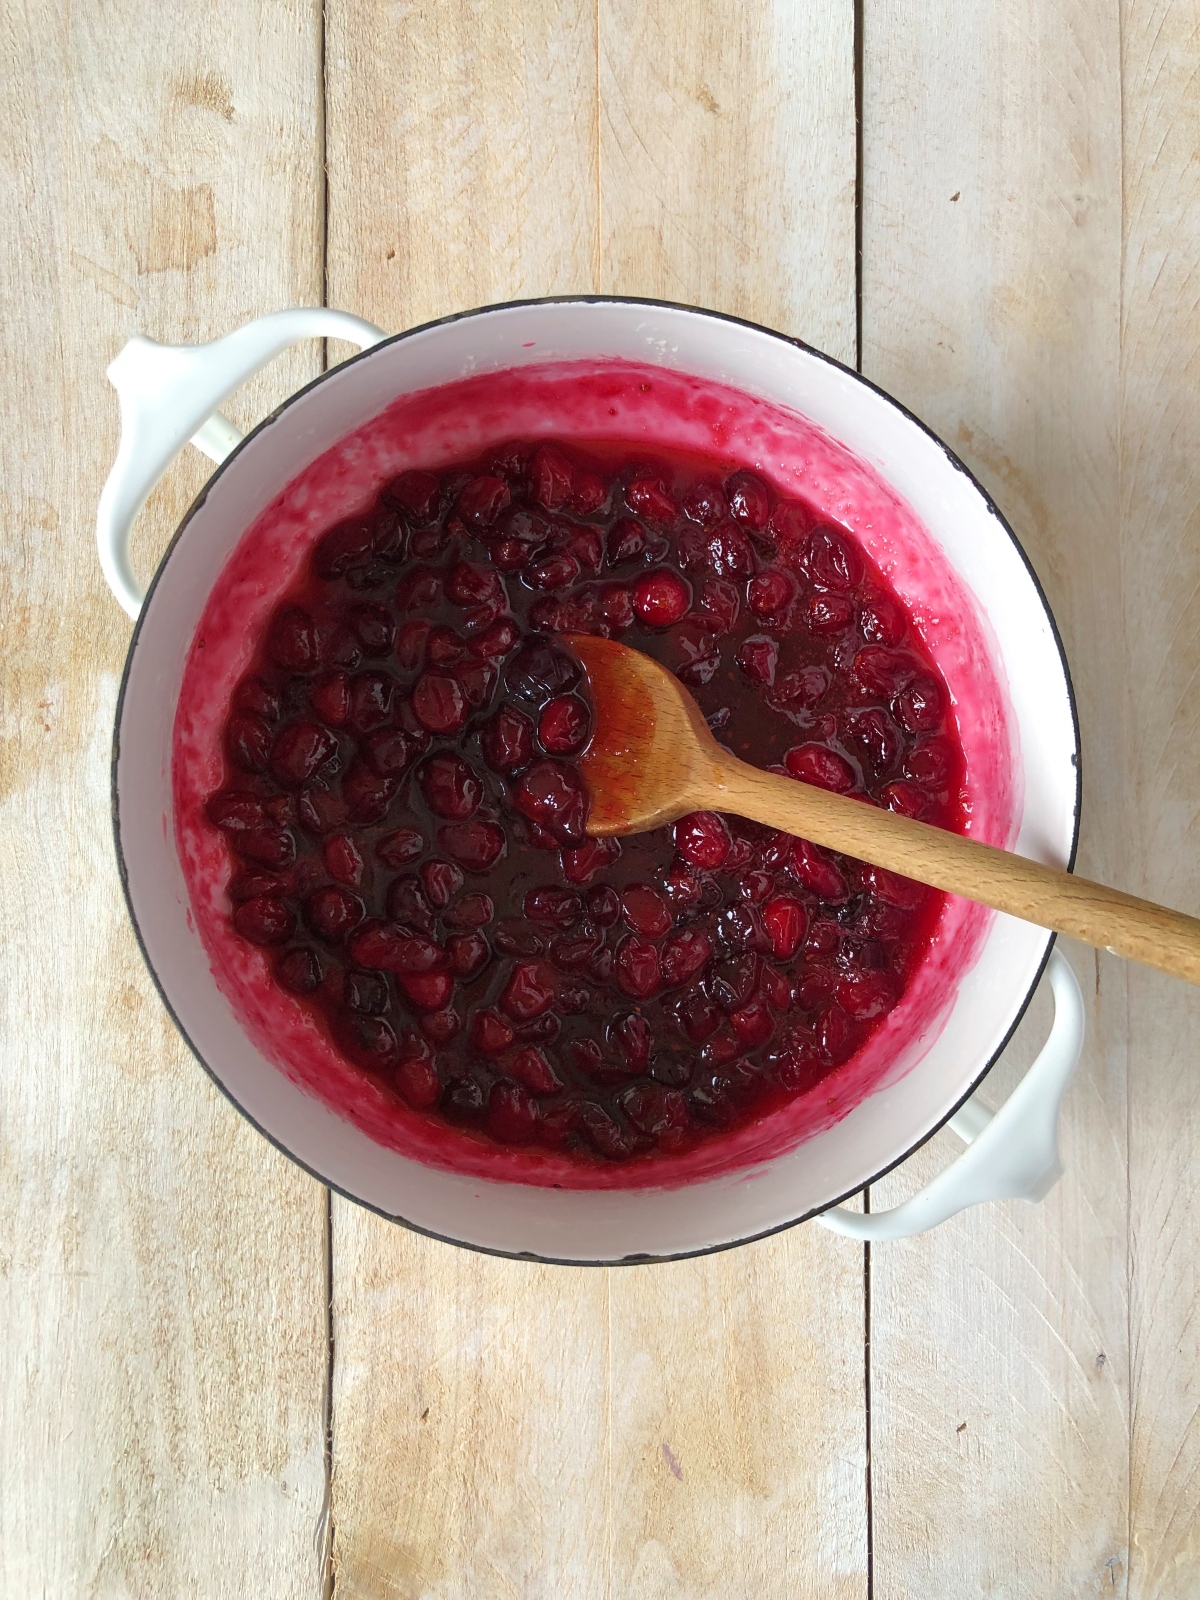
712 755 1200 985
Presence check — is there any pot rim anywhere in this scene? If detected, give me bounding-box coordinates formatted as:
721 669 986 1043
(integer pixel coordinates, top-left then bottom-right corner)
111 292 1082 1264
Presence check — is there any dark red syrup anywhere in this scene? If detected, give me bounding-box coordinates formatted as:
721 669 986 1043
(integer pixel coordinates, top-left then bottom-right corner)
203 439 965 1167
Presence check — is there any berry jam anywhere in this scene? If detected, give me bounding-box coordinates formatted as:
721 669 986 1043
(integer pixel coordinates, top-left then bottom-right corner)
204 439 965 1167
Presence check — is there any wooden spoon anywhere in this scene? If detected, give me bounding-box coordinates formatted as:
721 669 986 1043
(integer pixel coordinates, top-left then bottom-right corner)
567 634 1200 986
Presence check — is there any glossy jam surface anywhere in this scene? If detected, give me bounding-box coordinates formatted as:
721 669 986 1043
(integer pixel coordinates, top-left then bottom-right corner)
203 438 966 1167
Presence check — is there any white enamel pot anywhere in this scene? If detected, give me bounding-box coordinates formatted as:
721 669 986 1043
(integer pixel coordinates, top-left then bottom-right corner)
102 300 1083 1264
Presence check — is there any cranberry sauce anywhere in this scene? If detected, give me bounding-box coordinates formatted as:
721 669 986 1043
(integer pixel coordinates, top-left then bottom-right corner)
204 439 965 1166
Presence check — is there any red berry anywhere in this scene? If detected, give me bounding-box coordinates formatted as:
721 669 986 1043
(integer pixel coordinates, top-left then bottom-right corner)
385 469 441 523
802 525 862 590
395 618 432 671
844 707 903 775
852 646 921 695
513 759 589 844
881 781 928 819
607 518 647 565
784 743 856 793
420 1007 461 1044
310 672 351 725
762 896 807 959
501 960 557 1021
233 828 296 871
683 481 728 525
615 934 661 998
725 470 771 530
223 715 271 774
736 634 778 685
570 468 609 516
661 928 713 987
538 695 591 755
470 617 519 658
527 551 581 591
697 578 740 635
412 671 469 733
269 605 317 671
234 896 295 946
375 828 424 868
508 1046 563 1094
807 593 856 635
343 760 400 824
447 931 490 979
674 811 731 870
611 1012 653 1068
894 675 944 733
482 706 534 774
633 570 691 626
790 839 849 901
859 593 906 646
621 884 671 937
443 892 494 929
903 736 955 790
530 443 575 510
206 791 268 833
560 835 621 883
598 583 635 631
421 858 465 908
859 864 924 909
626 476 677 524
470 1008 515 1054
276 947 323 994
836 971 895 1020
395 1053 441 1107
731 997 773 1047
748 568 796 617
439 820 506 872
447 561 506 610
524 886 584 925
418 753 482 818
456 474 511 528
487 1082 540 1144
306 886 364 941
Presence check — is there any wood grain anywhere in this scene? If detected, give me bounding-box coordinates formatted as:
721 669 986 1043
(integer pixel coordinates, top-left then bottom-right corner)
1121 2 1200 1590
861 0 1131 1593
0 3 330 1595
323 4 866 1596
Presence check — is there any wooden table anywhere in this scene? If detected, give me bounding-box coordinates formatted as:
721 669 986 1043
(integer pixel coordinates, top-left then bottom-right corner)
4 2 1198 1594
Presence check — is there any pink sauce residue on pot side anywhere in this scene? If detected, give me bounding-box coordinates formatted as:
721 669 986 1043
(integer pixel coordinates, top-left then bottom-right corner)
173 359 1019 1190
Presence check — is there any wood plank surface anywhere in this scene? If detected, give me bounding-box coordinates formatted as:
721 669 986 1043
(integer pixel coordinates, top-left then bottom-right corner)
0 3 331 1596
323 4 866 1597
861 1 1131 1593
1121 3 1200 1591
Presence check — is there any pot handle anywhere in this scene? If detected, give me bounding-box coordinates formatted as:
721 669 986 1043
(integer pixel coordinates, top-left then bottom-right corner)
818 947 1084 1240
97 308 387 619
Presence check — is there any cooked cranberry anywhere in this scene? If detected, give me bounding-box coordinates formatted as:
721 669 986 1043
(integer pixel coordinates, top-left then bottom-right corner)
393 618 431 672
903 736 955 789
790 839 849 900
383 876 431 932
584 884 620 927
731 998 773 1047
596 583 633 632
233 828 297 871
881 781 928 819
442 892 493 929
447 561 506 611
412 671 469 734
482 706 534 774
420 1006 461 1044
375 828 424 868
233 677 281 721
858 593 906 646
276 946 323 993
748 568 796 617
487 1082 539 1143
442 1075 486 1122
526 551 581 591
206 791 268 832
395 1053 441 1107
439 819 506 872
549 922 603 970
234 895 294 946
674 811 731 869
470 617 519 657
539 695 591 754
621 884 671 937
385 469 440 522
560 835 621 883
343 761 399 824
494 920 546 957
845 707 903 775
852 646 920 695
610 1012 653 1070
418 753 482 819
225 715 272 772
347 672 395 734
269 606 317 671
661 928 713 987
297 788 348 835
570 468 609 515
456 475 511 528
269 722 337 788
626 476 677 524
836 971 894 1020
579 1101 635 1159
305 672 348 726
761 966 794 1010
500 960 556 1021
634 570 690 626
421 858 465 908
509 1046 562 1094
615 935 661 998
807 593 856 635
526 442 573 509
894 675 944 733
736 634 778 686
762 895 808 959
802 526 861 590
346 604 394 657
784 743 856 792
456 658 499 712
306 886 364 941
524 886 583 924
323 834 364 886
470 1008 514 1053
513 759 589 844
447 931 490 979
336 1011 399 1073
725 470 771 530
682 481 727 525
605 517 646 565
